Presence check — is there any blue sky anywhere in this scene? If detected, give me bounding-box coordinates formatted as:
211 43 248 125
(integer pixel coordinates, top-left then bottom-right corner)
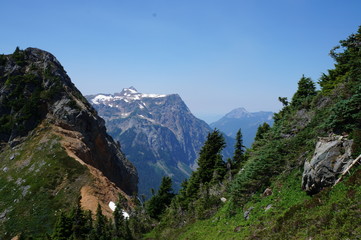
1 0 361 123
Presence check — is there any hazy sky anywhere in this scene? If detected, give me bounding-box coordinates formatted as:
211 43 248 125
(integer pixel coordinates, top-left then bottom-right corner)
1 0 361 122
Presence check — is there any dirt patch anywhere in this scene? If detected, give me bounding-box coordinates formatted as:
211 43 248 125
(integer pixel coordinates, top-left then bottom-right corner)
52 125 132 218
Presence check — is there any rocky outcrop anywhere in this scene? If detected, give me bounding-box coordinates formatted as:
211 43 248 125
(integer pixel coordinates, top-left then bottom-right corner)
0 47 138 195
302 135 354 194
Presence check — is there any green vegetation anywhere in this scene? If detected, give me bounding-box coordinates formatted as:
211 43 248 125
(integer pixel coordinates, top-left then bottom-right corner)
13 46 26 66
146 176 175 220
231 129 245 171
2 24 361 240
0 50 67 143
0 128 91 239
140 25 361 239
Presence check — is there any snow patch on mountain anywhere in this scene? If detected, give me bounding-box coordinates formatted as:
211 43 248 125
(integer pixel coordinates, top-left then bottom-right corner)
91 87 168 105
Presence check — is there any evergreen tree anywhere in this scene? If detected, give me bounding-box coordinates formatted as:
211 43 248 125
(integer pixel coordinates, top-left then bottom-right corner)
255 122 271 141
146 176 175 219
319 26 361 92
113 201 131 239
232 129 245 170
278 97 289 107
69 198 88 239
197 129 226 184
90 204 109 240
291 75 316 107
51 212 72 240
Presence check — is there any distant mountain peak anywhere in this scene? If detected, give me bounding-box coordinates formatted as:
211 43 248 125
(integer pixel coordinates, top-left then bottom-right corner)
224 107 250 118
119 87 139 96
211 107 274 147
91 88 168 105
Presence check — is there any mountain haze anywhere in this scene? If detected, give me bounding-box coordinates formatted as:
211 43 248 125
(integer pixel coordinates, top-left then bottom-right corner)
211 107 273 147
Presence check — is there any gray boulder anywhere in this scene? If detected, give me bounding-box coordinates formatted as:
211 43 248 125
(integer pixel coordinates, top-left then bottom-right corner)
302 135 354 194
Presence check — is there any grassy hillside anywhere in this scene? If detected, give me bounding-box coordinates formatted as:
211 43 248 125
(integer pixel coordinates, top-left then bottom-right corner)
141 26 361 240
0 125 91 238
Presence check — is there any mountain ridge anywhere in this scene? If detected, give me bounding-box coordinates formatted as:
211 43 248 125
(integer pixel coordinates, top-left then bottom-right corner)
210 107 273 147
86 88 233 197
0 47 137 237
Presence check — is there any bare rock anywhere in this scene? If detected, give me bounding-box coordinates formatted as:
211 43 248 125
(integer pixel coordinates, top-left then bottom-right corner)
302 135 354 194
265 204 272 211
244 206 254 220
234 225 242 232
262 187 273 197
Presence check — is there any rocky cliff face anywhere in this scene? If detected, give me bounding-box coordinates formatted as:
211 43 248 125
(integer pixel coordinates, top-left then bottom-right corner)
87 88 213 196
302 135 355 194
0 48 137 237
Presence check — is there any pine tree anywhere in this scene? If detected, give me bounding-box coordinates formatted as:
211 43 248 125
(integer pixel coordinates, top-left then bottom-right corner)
51 212 72 240
69 197 88 239
90 204 109 240
146 176 175 219
255 122 271 141
114 201 127 239
232 129 245 170
197 129 226 184
291 75 316 107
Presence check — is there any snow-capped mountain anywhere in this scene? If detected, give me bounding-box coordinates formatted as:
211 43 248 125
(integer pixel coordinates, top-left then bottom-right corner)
210 107 274 148
86 87 214 197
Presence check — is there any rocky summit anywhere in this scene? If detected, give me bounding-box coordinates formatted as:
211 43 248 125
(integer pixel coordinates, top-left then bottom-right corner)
87 88 213 196
0 48 137 237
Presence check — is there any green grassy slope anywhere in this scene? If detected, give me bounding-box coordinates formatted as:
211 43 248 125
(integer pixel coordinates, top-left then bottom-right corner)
0 126 91 238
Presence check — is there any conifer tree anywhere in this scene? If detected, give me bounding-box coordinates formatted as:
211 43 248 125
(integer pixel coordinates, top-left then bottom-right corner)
69 197 88 239
197 129 226 184
255 122 271 141
51 212 72 240
232 129 245 170
113 201 131 239
146 176 175 219
90 204 109 240
291 75 316 107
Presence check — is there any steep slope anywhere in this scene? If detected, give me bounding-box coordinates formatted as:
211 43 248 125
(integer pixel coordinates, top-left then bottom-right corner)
210 107 273 147
0 48 137 238
86 88 214 196
144 26 361 240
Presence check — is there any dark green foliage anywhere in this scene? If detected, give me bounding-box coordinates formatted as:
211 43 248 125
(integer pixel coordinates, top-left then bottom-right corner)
278 96 289 107
146 176 175 219
254 122 271 141
319 26 361 93
90 204 110 240
51 212 72 240
0 73 45 140
69 198 91 239
0 54 6 65
197 129 226 184
114 201 132 240
231 129 245 171
291 75 317 108
13 46 26 66
325 86 361 134
0 55 68 142
351 129 361 158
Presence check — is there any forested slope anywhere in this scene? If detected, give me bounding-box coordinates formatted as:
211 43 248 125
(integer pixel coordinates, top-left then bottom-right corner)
143 25 361 240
